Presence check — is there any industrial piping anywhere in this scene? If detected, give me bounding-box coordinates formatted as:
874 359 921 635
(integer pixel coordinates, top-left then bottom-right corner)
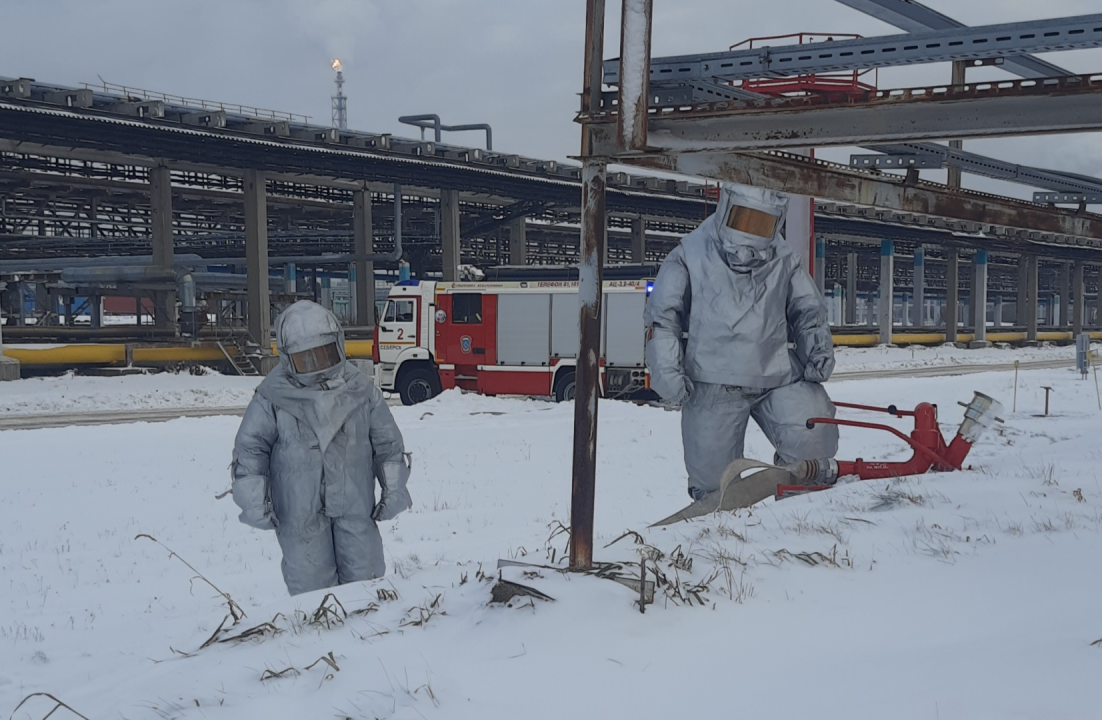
398 114 493 151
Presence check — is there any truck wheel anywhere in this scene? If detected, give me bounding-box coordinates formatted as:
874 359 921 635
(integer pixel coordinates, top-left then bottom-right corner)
398 366 440 406
553 370 576 403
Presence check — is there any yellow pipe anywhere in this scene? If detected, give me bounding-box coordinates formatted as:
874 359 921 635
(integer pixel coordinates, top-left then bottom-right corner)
6 339 375 366
6 344 126 366
831 334 880 347
833 330 1102 347
344 340 374 358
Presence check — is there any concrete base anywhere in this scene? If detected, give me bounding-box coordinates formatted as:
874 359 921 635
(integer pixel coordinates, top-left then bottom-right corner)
967 341 991 349
1022 341 1042 348
257 355 280 375
0 355 20 381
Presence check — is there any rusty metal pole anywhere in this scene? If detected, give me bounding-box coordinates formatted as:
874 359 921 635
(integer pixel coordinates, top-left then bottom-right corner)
570 0 653 571
571 159 606 571
570 0 608 571
617 0 652 153
947 61 966 190
579 0 605 156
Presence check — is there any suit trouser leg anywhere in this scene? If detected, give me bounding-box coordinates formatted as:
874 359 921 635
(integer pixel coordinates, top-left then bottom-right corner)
276 513 340 596
681 383 753 499
751 381 839 465
332 513 386 585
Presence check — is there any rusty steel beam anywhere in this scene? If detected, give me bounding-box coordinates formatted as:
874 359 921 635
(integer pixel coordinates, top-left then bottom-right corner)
579 0 606 158
570 0 608 573
586 75 1102 154
617 0 652 152
619 151 1102 249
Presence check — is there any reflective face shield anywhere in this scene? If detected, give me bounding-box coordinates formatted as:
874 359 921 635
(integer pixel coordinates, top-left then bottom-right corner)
726 205 781 240
289 342 342 374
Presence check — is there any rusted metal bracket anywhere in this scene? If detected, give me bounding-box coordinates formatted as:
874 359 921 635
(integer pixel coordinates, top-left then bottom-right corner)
584 75 1102 154
610 150 1102 249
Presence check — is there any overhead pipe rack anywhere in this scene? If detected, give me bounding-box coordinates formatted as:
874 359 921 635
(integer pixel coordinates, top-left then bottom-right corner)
602 13 1102 91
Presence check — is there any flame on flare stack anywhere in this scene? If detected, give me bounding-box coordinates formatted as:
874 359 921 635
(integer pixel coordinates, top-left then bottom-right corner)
332 59 342 72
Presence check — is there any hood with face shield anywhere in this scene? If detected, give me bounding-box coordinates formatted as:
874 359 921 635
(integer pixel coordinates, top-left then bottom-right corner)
257 300 371 453
275 300 347 387
712 183 788 267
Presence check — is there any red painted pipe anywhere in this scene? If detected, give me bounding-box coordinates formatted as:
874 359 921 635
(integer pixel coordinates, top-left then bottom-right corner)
943 434 975 471
778 397 990 498
833 401 915 417
807 402 960 481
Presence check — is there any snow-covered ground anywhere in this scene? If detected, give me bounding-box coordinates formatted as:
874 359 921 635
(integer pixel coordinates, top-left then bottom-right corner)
2 366 1101 719
0 343 1091 417
831 341 1084 373
0 370 260 416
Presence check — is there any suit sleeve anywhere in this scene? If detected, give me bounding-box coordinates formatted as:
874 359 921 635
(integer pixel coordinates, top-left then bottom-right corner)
368 381 411 520
786 263 836 383
644 246 692 403
231 393 279 529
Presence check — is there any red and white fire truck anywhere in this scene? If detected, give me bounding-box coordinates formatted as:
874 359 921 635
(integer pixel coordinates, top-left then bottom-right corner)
372 276 653 405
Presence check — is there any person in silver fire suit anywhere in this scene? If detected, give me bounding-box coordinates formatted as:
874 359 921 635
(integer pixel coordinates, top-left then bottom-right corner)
644 183 839 500
231 300 411 595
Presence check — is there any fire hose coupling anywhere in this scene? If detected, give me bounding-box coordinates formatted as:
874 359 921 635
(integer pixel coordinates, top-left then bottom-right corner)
781 458 840 486
956 391 1006 443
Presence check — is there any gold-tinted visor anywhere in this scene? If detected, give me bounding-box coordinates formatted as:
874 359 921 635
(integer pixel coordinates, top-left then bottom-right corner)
289 342 342 374
726 205 781 239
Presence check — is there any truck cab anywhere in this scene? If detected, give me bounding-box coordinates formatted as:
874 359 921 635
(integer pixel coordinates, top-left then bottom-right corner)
373 280 439 405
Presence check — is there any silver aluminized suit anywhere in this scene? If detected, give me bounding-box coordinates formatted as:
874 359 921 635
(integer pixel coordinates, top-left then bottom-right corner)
644 183 839 499
231 301 411 595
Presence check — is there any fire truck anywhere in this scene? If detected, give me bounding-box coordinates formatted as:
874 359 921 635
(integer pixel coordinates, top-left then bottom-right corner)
372 270 655 405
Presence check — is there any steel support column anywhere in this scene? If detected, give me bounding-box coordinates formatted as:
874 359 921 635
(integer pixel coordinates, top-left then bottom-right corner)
945 248 959 344
1025 255 1039 343
571 158 606 571
244 169 273 371
1058 261 1071 327
913 245 925 327
814 235 827 295
570 0 608 573
1072 261 1085 336
440 188 461 282
845 251 858 325
630 216 646 264
149 164 176 330
971 250 989 347
946 62 967 188
284 263 297 294
508 216 528 266
353 188 374 327
0 312 19 380
879 239 894 345
1017 259 1029 327
91 296 103 328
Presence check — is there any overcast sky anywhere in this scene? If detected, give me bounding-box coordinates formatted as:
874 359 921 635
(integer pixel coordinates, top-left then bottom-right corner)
4 0 1102 200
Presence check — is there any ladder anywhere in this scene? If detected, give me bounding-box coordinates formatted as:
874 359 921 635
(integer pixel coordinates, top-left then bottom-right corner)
216 330 262 377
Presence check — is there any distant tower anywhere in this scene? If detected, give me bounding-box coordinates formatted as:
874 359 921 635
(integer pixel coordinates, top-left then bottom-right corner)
331 59 347 130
